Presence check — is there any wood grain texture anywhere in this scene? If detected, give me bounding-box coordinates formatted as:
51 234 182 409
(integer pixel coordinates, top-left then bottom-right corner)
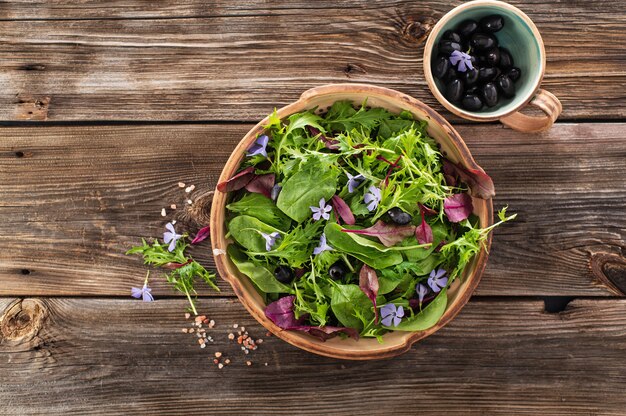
1 297 626 415
0 0 624 121
0 123 624 297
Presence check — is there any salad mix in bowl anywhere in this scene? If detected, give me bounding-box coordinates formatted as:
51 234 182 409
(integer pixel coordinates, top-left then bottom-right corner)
218 100 514 342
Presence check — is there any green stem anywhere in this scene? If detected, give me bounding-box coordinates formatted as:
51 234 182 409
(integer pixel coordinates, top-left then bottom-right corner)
183 283 198 316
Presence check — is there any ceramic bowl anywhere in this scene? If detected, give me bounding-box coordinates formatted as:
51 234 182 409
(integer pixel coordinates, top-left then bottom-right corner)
210 83 493 360
423 0 562 132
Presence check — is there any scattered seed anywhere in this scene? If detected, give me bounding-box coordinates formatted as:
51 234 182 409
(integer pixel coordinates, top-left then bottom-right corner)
185 185 195 193
256 339 263 344
265 331 272 337
200 344 206 349
224 359 231 365
185 313 191 319
170 204 177 210
171 220 177 225
178 182 186 188
264 362 268 366
244 349 249 355
212 358 219 364
198 339 204 345
218 363 224 369
215 352 222 358
228 333 235 340
233 323 239 329
241 327 246 332
209 320 215 328
181 328 188 333
189 328 195 333
161 208 166 217
246 361 252 366
187 199 193 205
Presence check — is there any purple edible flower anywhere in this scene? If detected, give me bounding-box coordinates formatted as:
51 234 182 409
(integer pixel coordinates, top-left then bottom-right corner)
380 303 404 327
363 185 381 212
450 50 474 72
260 231 280 251
310 198 332 221
428 268 448 293
347 173 365 193
247 134 269 158
131 272 154 302
313 233 333 255
416 283 429 305
163 222 182 252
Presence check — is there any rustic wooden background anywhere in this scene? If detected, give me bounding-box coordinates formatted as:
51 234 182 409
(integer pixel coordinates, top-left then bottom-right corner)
1 1 625 415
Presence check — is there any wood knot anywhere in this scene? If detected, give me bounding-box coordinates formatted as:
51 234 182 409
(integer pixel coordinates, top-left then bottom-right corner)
177 189 214 228
590 253 626 295
13 94 50 121
343 63 367 78
402 17 436 43
1 299 48 342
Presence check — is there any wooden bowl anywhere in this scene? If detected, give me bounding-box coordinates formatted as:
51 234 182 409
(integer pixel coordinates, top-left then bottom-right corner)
210 84 493 360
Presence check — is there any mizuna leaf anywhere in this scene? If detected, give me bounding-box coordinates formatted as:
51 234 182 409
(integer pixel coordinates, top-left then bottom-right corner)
244 173 275 199
443 193 474 223
342 220 416 247
443 159 495 199
216 166 255 193
331 195 356 225
359 264 380 324
191 225 211 244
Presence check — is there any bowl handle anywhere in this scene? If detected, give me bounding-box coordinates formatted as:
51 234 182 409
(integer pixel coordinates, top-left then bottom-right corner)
499 89 562 133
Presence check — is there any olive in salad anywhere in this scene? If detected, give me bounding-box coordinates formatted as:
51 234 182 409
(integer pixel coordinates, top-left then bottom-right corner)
218 101 515 342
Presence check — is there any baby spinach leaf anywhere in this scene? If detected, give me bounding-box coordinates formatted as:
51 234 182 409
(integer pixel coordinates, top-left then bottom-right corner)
276 160 338 222
228 215 282 252
386 289 447 331
227 193 292 231
378 269 412 295
228 245 291 294
331 283 374 330
324 223 403 269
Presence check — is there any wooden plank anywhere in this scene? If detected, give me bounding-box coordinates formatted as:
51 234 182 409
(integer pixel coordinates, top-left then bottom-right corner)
1 297 626 415
0 0 624 121
1 123 624 297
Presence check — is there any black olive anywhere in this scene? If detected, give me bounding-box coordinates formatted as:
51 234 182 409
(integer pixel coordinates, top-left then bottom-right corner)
387 207 413 225
438 40 462 55
506 67 521 82
479 14 504 33
456 19 479 38
496 75 516 98
444 78 464 103
461 94 483 111
485 48 500 66
466 86 479 95
478 66 498 82
498 48 514 69
442 30 462 44
476 54 487 65
274 265 294 284
443 67 459 82
470 33 497 51
463 67 479 87
432 55 450 79
328 261 348 280
481 82 499 107
270 184 282 201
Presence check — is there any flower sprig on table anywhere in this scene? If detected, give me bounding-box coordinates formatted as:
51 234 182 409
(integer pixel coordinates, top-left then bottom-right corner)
126 223 218 315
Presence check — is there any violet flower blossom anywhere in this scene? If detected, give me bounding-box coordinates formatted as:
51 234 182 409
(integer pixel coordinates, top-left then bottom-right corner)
260 231 280 251
450 50 474 72
247 135 269 158
416 283 429 305
313 233 333 255
310 198 332 221
380 303 404 327
347 173 365 193
364 185 381 212
131 271 154 302
163 222 182 252
427 268 448 293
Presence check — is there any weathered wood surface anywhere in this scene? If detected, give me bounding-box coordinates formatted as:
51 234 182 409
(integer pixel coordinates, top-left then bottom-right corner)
1 123 624 297
0 0 624 122
1 297 626 415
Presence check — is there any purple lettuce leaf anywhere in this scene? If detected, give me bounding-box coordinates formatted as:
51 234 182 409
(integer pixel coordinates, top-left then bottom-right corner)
216 166 256 193
442 159 495 199
418 203 437 216
191 225 211 245
443 193 474 223
244 173 275 199
342 220 415 247
265 295 359 342
307 126 340 150
359 264 379 324
331 195 356 225
162 260 192 270
415 211 433 245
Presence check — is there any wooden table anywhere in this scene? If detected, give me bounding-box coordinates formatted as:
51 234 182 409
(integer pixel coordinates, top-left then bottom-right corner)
1 1 625 414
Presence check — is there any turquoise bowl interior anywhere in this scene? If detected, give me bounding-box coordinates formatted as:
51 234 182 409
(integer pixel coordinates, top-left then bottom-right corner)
432 3 544 118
